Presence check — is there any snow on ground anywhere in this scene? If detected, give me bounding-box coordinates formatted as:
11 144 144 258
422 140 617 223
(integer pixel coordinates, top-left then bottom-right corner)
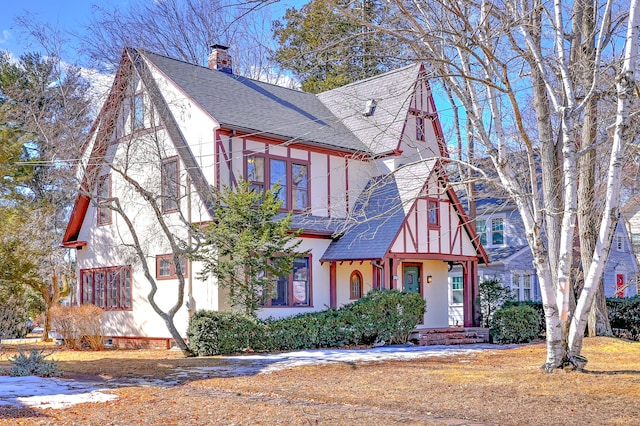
1 344 505 410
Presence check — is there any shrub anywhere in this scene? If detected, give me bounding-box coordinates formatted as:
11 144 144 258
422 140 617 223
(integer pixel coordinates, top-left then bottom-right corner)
9 349 61 377
187 310 264 356
490 304 540 344
477 279 515 328
188 290 427 355
502 300 545 336
341 289 426 345
50 305 106 350
607 296 640 340
0 295 31 340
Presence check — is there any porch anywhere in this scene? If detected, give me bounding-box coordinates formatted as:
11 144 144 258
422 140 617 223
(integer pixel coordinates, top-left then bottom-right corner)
411 326 490 346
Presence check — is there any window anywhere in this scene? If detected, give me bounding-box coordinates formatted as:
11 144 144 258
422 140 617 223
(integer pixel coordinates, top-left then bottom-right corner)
476 219 487 245
416 115 425 141
246 155 265 193
350 271 363 299
492 218 504 245
80 266 132 310
156 255 188 280
632 233 640 245
97 174 112 226
245 153 309 211
268 257 311 307
162 157 179 212
428 200 439 226
132 93 144 130
451 276 463 304
522 275 532 301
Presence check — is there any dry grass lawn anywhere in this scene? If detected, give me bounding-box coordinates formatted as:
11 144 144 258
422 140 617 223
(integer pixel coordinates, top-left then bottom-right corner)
1 337 640 425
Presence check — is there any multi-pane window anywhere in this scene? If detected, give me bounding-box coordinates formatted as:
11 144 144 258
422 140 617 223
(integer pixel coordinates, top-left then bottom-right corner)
416 116 425 141
80 266 132 310
245 154 309 211
522 275 532 300
350 270 363 299
162 157 179 212
269 257 311 307
476 219 487 245
156 255 188 280
632 233 640 245
97 174 112 226
132 93 144 130
491 218 504 245
451 276 463 304
512 273 534 301
428 200 439 226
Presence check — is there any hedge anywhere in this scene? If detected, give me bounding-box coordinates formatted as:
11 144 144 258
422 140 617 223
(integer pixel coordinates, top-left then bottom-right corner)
187 289 426 356
490 304 541 344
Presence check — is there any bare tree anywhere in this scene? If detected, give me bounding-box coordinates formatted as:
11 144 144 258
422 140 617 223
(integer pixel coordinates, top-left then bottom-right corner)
328 0 640 370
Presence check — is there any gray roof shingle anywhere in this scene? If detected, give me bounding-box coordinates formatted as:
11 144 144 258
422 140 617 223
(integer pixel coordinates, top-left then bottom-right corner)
138 49 368 153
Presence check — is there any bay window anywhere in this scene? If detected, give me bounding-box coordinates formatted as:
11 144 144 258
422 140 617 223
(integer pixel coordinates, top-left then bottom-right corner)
80 266 132 310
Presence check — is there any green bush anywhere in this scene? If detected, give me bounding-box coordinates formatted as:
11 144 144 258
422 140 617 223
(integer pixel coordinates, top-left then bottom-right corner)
0 295 31 340
502 300 545 336
188 290 427 355
607 296 640 340
490 304 541 344
9 349 61 377
187 310 264 356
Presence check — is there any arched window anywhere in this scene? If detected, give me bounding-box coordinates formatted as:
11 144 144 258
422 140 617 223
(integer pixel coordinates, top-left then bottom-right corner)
350 271 363 300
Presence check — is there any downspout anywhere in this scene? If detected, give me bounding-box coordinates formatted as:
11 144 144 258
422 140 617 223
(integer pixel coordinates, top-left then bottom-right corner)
372 259 385 290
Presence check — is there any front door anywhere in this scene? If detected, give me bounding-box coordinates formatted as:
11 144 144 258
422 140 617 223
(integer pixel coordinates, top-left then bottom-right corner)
403 265 421 295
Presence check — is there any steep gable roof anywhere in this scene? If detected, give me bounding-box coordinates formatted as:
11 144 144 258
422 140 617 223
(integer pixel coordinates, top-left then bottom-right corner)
138 49 368 153
317 64 422 155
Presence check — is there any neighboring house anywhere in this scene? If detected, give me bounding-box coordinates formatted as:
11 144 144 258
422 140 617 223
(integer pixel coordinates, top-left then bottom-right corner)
622 193 640 281
62 46 488 347
449 188 639 325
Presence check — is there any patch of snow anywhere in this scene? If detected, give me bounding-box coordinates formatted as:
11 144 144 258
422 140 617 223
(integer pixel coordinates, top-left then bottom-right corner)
0 376 117 409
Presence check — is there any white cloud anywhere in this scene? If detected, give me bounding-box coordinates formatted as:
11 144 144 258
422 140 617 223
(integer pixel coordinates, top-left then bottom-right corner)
0 30 10 45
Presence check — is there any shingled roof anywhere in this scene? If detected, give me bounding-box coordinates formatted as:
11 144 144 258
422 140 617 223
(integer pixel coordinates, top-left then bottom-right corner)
317 64 422 155
138 49 368 153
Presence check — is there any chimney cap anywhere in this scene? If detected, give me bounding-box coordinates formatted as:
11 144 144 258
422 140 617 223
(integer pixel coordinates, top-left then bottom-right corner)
210 44 229 50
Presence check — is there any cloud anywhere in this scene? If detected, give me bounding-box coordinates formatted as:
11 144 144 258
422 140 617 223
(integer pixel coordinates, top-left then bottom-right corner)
0 30 10 45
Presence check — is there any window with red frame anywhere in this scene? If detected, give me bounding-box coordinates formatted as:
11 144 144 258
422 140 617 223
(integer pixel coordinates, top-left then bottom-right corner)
416 115 425 141
245 153 309 211
350 270 363 299
156 254 188 280
97 174 112 226
427 200 439 226
162 157 179 212
80 266 132 310
265 257 311 307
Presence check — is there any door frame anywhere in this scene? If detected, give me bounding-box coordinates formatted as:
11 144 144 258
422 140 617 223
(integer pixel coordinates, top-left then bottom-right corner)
402 262 423 297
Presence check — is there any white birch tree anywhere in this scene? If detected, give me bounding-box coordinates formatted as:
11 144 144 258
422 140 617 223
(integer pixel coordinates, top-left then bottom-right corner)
328 0 640 369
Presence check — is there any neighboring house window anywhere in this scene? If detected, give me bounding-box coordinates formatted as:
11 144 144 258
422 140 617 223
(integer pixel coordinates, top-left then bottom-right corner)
476 219 487 245
156 254 188 280
632 233 640 245
350 270 363 299
416 116 425 141
491 218 504 245
512 273 534 301
132 93 144 130
162 157 179 212
451 276 463 304
428 200 439 226
268 257 311 307
245 153 309 211
616 235 624 251
80 266 132 310
97 174 112 226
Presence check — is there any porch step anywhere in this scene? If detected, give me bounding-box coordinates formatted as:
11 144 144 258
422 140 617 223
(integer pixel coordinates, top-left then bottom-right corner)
415 327 489 346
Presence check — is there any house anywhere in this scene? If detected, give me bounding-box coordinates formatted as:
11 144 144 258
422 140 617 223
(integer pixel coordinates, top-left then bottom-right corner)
62 46 488 347
448 186 639 326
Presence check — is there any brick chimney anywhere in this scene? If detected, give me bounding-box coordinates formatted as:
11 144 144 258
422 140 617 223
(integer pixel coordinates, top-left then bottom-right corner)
208 44 233 74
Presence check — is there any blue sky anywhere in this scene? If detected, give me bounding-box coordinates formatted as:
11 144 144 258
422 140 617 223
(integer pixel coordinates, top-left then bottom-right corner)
0 0 113 58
